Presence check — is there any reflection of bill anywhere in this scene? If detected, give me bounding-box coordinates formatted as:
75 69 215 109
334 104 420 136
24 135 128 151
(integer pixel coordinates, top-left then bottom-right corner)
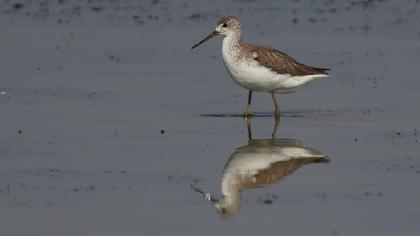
192 119 329 218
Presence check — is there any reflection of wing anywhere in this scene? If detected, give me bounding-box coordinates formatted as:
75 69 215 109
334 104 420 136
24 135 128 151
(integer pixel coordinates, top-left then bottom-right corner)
247 138 302 148
222 138 328 189
246 157 329 188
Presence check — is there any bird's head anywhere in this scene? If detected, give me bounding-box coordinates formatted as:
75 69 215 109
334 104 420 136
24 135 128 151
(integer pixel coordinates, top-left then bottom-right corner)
191 16 241 49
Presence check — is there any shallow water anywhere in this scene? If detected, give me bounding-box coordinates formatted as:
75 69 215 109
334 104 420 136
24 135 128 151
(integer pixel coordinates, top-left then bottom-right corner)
1 0 420 235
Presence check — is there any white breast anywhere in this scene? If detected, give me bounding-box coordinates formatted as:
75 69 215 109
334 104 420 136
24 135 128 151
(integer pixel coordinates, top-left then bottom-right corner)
222 41 285 92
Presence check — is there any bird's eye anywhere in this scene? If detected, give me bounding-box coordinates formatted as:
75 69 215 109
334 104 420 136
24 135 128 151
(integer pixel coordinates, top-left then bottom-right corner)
222 23 228 27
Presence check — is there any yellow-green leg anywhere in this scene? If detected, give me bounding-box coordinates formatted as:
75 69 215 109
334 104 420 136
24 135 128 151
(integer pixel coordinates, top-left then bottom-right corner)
271 92 280 119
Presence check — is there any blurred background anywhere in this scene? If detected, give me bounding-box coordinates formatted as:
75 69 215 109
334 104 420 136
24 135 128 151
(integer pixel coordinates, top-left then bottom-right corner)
0 1 419 235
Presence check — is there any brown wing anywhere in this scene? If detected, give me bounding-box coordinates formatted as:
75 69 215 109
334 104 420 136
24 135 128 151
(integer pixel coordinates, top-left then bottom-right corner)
245 44 330 76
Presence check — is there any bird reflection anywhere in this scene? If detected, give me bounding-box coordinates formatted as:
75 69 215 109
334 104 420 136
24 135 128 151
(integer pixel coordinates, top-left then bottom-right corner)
192 118 329 218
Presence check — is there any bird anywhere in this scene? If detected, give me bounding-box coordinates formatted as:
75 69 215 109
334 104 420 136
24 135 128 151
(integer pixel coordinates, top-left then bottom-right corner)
191 16 330 118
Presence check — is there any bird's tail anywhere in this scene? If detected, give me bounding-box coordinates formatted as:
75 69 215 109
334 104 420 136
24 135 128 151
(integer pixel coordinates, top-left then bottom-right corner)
311 66 330 75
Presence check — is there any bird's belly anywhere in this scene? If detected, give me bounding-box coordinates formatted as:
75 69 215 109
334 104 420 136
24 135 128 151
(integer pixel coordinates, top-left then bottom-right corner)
224 60 292 92
225 62 327 93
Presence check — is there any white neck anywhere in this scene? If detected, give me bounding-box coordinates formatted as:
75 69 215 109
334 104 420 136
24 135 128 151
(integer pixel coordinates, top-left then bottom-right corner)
222 31 242 51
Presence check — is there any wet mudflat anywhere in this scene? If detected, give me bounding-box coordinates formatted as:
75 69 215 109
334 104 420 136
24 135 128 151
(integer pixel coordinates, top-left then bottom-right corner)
1 1 420 235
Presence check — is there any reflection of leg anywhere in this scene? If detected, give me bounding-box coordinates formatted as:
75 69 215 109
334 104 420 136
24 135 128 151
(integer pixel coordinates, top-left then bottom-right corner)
246 117 252 140
242 90 253 117
271 92 280 118
271 116 280 139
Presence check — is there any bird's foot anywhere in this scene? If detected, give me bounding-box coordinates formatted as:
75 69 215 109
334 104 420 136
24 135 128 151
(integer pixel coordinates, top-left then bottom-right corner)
242 106 252 118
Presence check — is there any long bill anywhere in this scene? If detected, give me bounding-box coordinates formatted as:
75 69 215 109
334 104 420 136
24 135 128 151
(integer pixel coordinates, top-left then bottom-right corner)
191 31 219 49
